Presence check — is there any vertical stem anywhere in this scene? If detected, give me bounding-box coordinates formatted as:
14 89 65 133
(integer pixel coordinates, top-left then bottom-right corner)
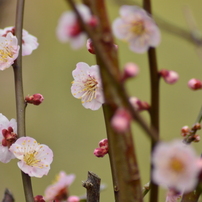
143 1 160 202
13 1 34 202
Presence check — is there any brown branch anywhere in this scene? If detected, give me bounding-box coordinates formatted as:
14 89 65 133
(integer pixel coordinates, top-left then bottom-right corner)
13 1 34 202
143 1 160 202
82 172 101 202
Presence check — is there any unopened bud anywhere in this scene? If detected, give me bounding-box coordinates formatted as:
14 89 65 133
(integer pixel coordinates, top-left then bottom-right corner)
99 138 108 148
122 63 139 81
129 97 150 111
88 16 99 27
188 78 202 90
111 108 131 133
192 123 201 130
193 135 200 142
181 125 190 134
94 147 107 157
86 38 95 54
34 195 45 202
159 69 179 84
25 94 44 105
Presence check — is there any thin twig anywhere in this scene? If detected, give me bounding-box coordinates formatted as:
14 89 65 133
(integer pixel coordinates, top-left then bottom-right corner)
143 1 160 202
13 1 34 202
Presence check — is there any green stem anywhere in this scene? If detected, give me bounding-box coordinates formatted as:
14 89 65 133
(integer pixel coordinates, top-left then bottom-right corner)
143 1 160 202
13 1 34 202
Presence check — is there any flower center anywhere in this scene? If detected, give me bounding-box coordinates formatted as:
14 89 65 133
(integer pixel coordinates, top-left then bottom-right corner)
23 151 40 167
169 157 184 173
130 20 145 35
0 45 13 62
81 76 98 103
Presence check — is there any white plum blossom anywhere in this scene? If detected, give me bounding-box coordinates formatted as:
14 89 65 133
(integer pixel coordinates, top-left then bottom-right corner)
56 4 92 49
0 32 19 70
9 137 53 178
0 27 38 56
152 140 201 192
71 62 104 110
112 5 161 53
0 113 17 163
44 171 75 201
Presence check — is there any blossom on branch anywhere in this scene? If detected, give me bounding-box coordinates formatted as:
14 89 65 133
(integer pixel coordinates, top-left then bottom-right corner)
44 171 75 201
56 4 92 49
0 32 19 70
71 62 104 110
188 78 202 90
9 137 53 178
112 5 161 53
94 138 108 157
152 140 201 192
0 113 17 163
0 27 38 56
159 69 179 84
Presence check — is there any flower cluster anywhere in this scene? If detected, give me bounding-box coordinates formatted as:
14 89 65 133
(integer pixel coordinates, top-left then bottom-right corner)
112 5 161 53
71 62 104 110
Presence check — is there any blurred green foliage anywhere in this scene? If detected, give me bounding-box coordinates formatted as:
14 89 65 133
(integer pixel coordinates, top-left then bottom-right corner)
0 0 202 201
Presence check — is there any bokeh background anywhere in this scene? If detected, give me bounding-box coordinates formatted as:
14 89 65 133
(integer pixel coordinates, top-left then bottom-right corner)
0 0 202 201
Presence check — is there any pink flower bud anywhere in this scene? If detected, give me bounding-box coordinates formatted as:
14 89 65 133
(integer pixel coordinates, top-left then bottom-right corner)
122 63 139 81
86 38 95 54
181 126 190 136
193 135 200 142
34 195 45 202
188 78 202 90
94 147 107 157
25 94 44 105
192 123 201 130
88 16 99 27
129 97 150 111
159 69 179 84
111 108 131 133
68 21 82 37
99 138 108 148
68 196 80 202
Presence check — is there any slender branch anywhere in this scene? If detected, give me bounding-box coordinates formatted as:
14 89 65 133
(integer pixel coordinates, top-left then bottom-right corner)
143 1 160 202
82 171 101 202
13 1 34 202
66 0 159 144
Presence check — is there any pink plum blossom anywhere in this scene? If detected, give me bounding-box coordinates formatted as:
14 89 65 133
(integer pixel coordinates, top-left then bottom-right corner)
152 140 201 192
0 32 19 70
112 5 161 53
56 4 92 49
44 171 75 201
9 137 53 178
71 62 104 110
188 78 202 90
0 27 38 56
0 113 17 163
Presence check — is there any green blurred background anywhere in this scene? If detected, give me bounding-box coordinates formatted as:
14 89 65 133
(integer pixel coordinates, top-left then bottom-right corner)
0 0 202 201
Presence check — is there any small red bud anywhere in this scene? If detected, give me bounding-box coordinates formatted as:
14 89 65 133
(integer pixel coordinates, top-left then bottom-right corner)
188 78 202 90
25 94 44 105
159 69 179 84
34 195 45 202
